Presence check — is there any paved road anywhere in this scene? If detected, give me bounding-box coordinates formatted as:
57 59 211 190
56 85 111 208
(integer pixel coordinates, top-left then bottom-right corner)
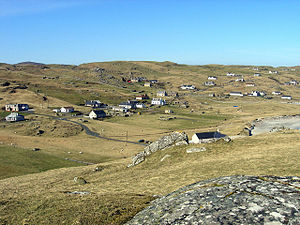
36 113 147 146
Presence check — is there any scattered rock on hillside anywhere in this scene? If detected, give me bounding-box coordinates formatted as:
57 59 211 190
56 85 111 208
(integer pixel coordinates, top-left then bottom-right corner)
186 147 206 153
160 154 171 162
93 166 104 172
128 132 188 167
144 132 188 155
126 175 300 225
73 177 87 185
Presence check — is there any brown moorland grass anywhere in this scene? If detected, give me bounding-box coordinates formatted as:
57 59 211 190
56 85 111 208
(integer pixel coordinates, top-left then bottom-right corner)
0 130 299 224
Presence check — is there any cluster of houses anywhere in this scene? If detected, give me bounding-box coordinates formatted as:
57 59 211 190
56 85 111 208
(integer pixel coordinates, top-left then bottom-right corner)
229 91 292 100
4 103 29 122
284 80 299 86
126 77 158 86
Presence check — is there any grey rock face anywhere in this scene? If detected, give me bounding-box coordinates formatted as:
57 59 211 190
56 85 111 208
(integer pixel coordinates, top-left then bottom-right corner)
128 132 188 167
126 175 300 224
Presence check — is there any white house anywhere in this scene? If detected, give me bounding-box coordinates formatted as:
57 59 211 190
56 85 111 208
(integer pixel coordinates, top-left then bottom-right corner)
144 82 152 87
180 85 196 90
204 81 215 86
191 132 226 144
111 106 128 113
151 98 166 106
246 83 255 87
53 108 61 113
89 110 106 119
60 107 74 113
288 80 299 85
5 113 25 122
157 90 167 97
119 101 137 109
227 72 236 76
136 103 146 109
269 71 278 74
272 91 282 95
136 95 149 100
250 91 261 97
281 95 292 100
5 103 29 112
230 92 243 97
235 78 245 82
253 73 261 77
208 76 217 80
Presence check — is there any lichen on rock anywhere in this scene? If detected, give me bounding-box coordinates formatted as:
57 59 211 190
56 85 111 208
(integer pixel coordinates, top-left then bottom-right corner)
126 175 300 224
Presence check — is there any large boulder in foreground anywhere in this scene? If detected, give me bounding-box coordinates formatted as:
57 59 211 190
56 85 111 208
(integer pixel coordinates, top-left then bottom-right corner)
128 132 188 167
126 175 300 224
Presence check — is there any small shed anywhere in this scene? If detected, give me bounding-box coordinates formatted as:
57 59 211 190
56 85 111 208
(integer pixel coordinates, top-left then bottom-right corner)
5 113 25 122
192 132 226 144
89 110 106 119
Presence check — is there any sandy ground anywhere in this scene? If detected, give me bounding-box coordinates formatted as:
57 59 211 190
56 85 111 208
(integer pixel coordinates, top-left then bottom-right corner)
251 115 300 135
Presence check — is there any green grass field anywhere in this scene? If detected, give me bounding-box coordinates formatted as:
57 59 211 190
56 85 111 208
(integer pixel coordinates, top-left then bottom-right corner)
0 145 80 179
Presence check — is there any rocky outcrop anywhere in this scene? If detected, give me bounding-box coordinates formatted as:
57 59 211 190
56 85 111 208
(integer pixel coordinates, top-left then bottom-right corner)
186 147 206 153
250 114 300 135
126 175 300 224
128 132 188 167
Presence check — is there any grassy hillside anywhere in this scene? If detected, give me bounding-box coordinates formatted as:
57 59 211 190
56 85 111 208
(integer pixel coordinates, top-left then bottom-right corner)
0 61 299 224
0 145 80 179
0 130 299 224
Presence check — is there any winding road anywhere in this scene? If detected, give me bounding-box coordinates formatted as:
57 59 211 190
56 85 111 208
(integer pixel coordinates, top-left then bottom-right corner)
36 113 147 146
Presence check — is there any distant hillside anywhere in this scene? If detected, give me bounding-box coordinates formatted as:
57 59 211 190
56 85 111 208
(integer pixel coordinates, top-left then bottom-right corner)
16 61 45 66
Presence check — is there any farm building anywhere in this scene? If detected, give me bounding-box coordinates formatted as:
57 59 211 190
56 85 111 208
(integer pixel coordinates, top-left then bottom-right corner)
5 113 25 122
191 132 226 144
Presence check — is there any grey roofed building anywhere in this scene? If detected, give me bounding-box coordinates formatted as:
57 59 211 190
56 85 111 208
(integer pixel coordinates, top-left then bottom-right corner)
89 110 106 119
85 100 106 108
5 112 25 122
192 131 226 144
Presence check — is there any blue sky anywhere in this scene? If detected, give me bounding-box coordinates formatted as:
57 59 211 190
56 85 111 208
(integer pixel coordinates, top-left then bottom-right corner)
0 0 299 66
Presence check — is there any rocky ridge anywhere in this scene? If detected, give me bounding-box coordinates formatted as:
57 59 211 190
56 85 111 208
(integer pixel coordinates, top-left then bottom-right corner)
126 175 300 224
128 132 188 167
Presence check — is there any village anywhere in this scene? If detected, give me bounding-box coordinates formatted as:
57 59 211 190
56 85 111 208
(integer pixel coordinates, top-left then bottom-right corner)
2 65 299 146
